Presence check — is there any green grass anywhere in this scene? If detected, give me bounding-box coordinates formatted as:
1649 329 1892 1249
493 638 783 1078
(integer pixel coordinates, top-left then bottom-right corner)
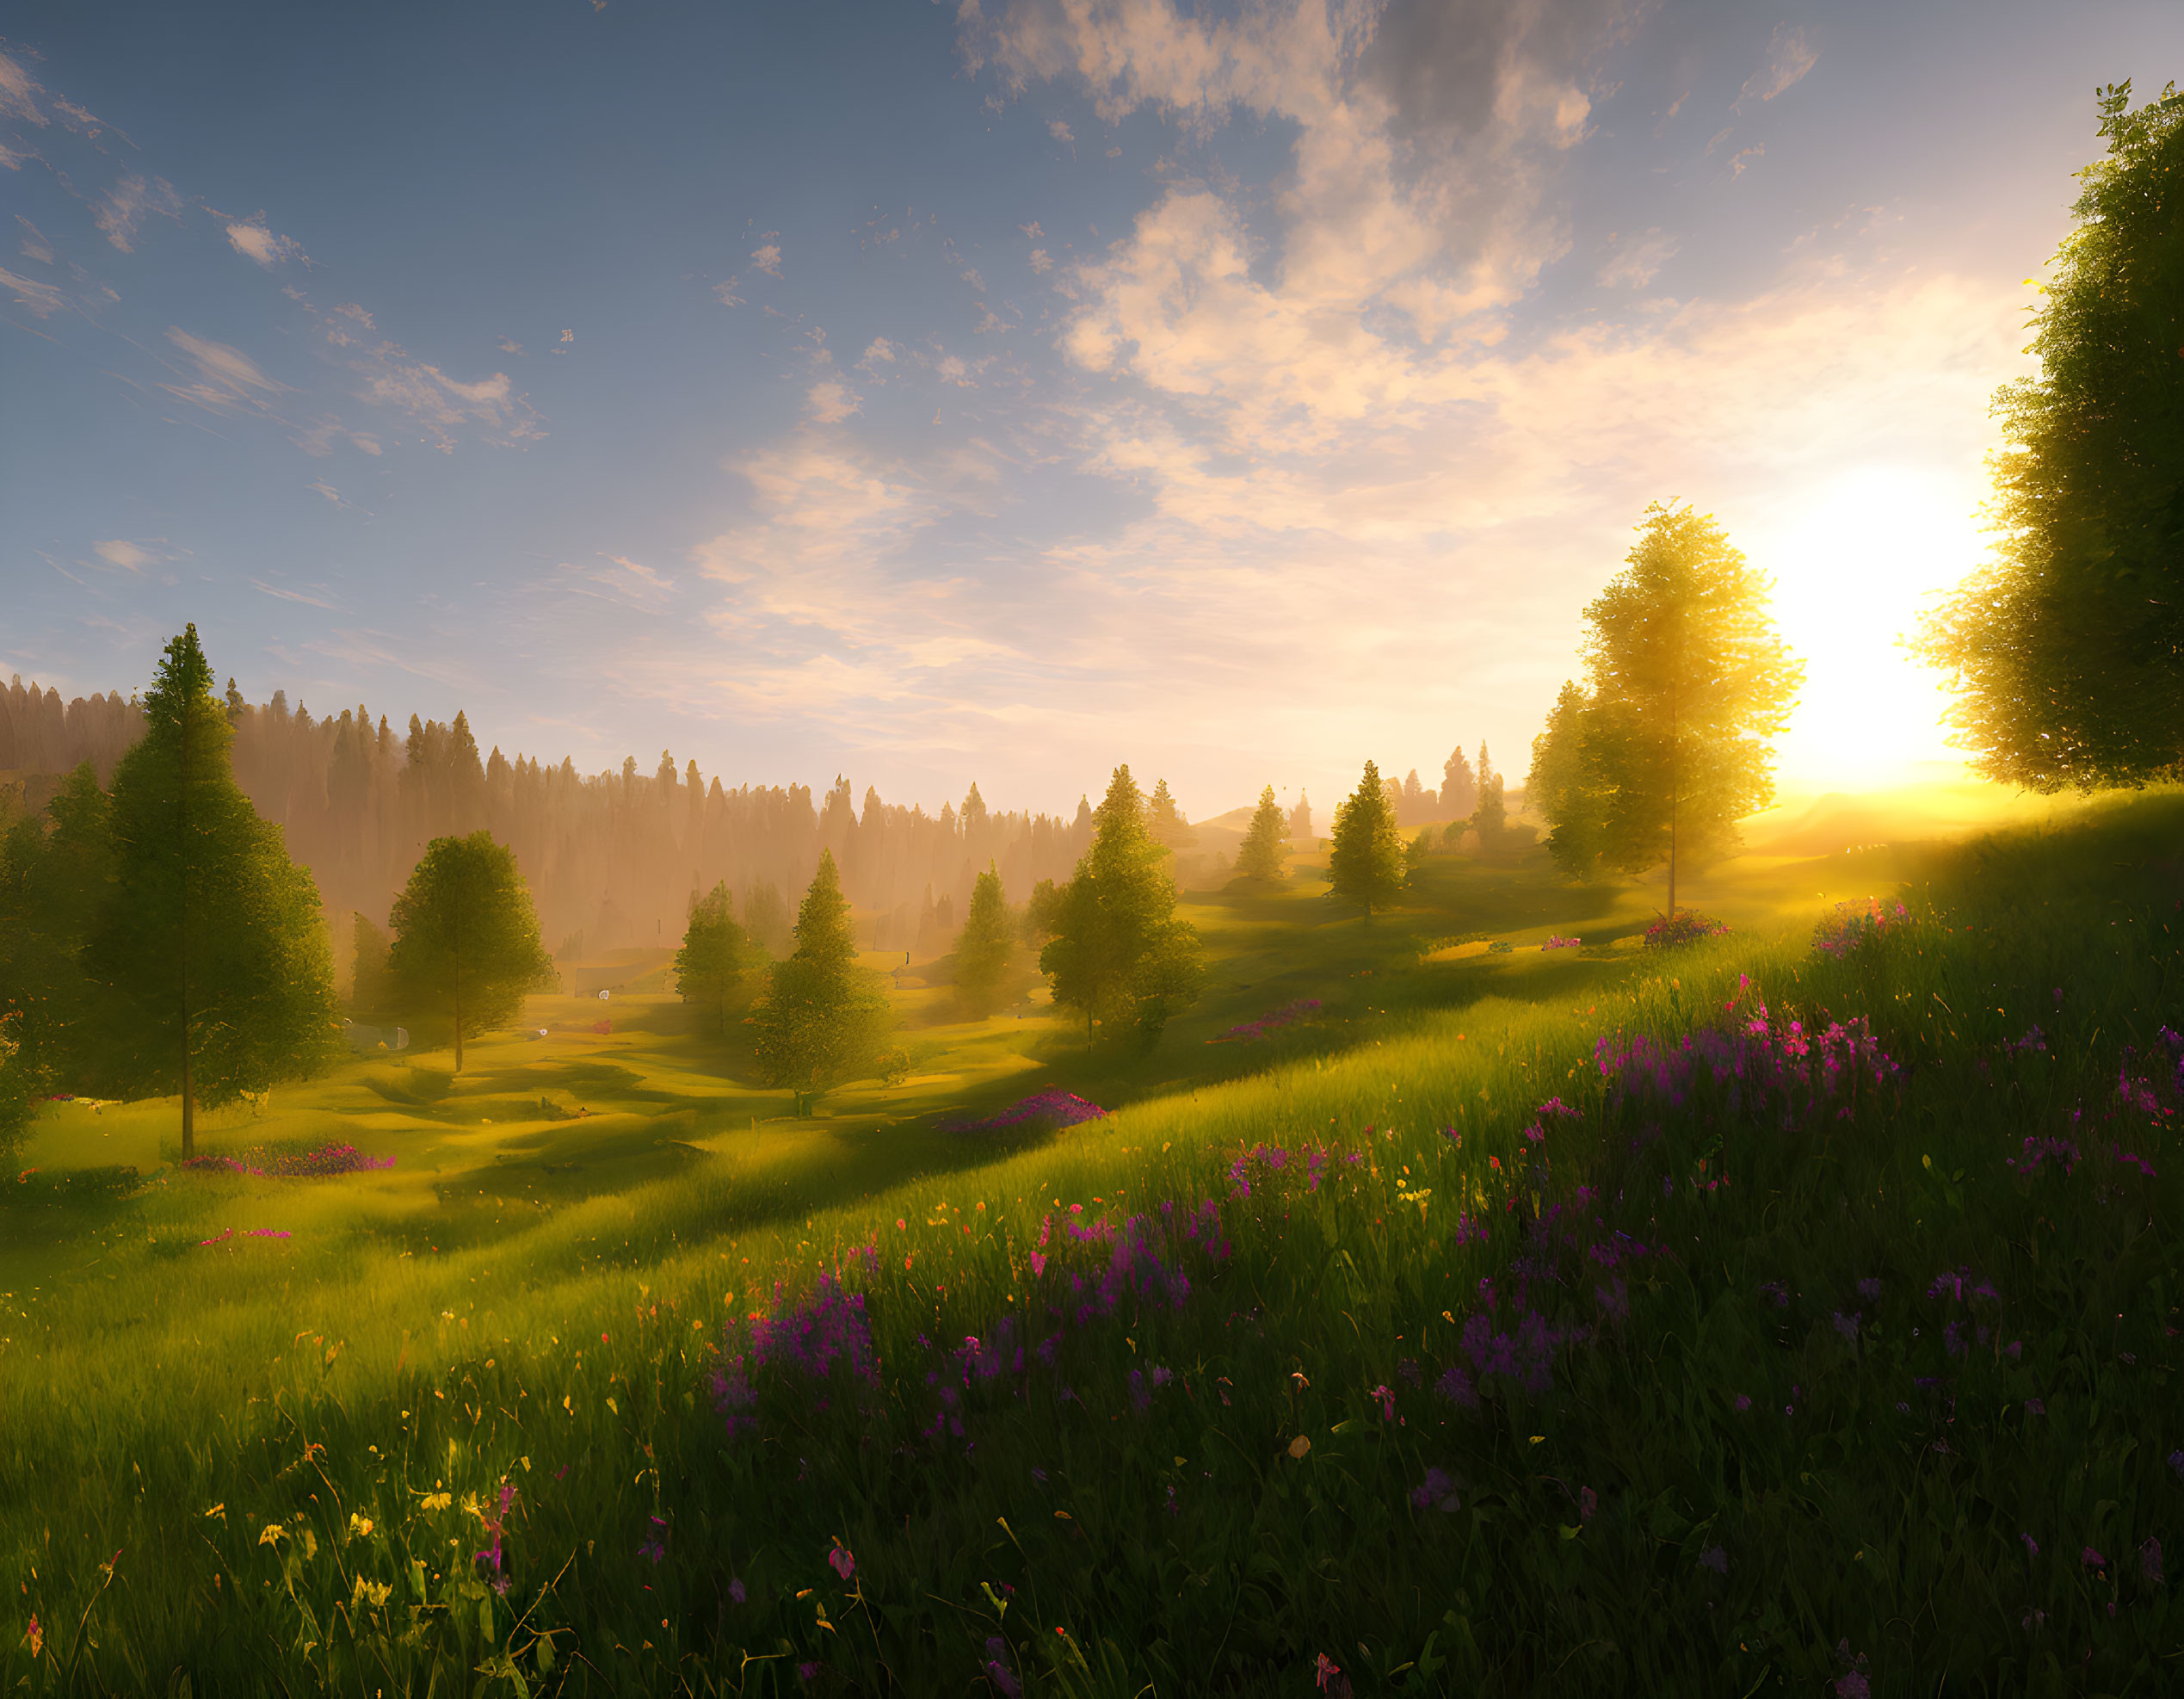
3 794 2180 1695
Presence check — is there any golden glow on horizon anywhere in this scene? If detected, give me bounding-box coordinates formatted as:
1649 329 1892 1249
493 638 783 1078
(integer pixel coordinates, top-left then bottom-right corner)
1754 465 1987 790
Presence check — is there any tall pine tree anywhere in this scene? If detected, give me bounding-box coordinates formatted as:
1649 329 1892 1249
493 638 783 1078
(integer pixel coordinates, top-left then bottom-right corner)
89 626 337 1156
750 851 891 1105
674 880 752 1039
1328 760 1406 917
1234 786 1290 880
1040 766 1204 1047
953 863 1017 1018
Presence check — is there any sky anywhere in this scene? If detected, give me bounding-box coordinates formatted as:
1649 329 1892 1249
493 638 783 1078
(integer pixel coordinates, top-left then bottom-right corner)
6 0 2183 823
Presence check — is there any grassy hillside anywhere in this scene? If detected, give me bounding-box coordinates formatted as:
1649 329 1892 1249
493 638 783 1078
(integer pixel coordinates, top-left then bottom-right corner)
2 788 2177 1695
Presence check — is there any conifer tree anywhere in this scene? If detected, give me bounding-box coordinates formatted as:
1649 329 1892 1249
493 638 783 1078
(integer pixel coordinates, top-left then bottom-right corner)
349 912 393 1024
1287 792 1312 844
953 863 1017 1018
1234 785 1290 880
0 762 114 1093
1473 744 1507 846
750 851 891 1104
1040 766 1204 1047
386 831 554 1071
674 880 751 1038
88 626 338 1156
1328 760 1406 917
1440 745 1478 819
1145 778 1196 850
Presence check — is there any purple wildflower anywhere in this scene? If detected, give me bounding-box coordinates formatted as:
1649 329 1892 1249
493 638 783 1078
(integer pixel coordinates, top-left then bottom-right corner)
2142 1537 2163 1585
1410 1467 1460 1513
729 1578 746 1604
2083 1547 2107 1569
828 1543 855 1580
1856 1277 1882 1302
1700 1545 1726 1575
2021 1534 2038 1557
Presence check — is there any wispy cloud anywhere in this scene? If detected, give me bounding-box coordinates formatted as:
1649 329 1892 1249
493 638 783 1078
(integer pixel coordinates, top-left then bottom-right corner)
0 263 65 317
1736 26 1819 114
93 539 157 571
250 578 345 610
1597 228 1678 288
352 345 544 453
160 326 291 413
750 238 783 277
224 219 309 267
93 175 184 251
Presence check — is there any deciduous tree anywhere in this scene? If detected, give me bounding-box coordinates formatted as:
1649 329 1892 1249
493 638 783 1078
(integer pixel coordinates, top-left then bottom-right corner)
1328 760 1406 917
386 831 555 1072
88 626 338 1155
1915 82 2184 789
1531 504 1802 913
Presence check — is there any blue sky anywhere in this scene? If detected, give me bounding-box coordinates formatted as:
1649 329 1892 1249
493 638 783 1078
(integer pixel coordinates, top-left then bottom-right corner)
6 0 2184 819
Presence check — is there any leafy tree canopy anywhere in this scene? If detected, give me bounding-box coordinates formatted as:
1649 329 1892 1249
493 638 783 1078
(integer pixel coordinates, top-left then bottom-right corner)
387 830 555 1071
1328 760 1407 916
1531 504 1802 912
1915 82 2184 790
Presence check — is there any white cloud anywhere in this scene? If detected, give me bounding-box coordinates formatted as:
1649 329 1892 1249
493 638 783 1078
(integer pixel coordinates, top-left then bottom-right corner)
1597 228 1678 289
0 263 65 317
807 379 863 423
1019 220 1045 240
225 220 307 267
16 216 54 264
160 326 291 414
1048 119 1074 145
352 345 544 452
713 278 745 307
1028 247 1052 274
1737 26 1819 114
92 175 184 252
856 337 898 380
498 336 525 354
307 479 342 504
750 241 783 277
93 540 156 571
335 301 375 329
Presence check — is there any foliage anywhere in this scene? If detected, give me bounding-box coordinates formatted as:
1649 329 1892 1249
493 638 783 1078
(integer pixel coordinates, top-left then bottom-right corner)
387 831 556 1071
1532 504 1803 911
1328 759 1407 915
750 850 892 1101
1144 777 1196 850
673 881 754 1039
85 627 338 1155
0 763 114 1096
0 1010 32 1162
1640 911 1731 951
1039 765 1206 1045
1440 744 1478 819
1473 742 1505 843
348 912 393 1024
6 794 2182 1696
1234 785 1290 881
1915 83 2184 790
953 864 1018 1018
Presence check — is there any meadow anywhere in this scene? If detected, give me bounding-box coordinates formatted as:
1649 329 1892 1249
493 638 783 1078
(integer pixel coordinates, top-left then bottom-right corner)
2 785 2180 1696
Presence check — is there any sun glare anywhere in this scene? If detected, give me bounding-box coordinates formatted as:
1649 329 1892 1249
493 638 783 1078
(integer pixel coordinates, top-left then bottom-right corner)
1751 465 1987 790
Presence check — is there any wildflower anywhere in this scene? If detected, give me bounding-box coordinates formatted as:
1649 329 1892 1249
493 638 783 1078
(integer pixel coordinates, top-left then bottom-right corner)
25 1616 41 1658
1372 1384 1395 1421
1832 1311 1860 1344
828 1542 855 1580
1410 1467 1460 1513
1436 1364 1478 1409
1836 1676 1869 1699
729 1578 746 1604
1315 1652 1346 1693
1700 1545 1726 1574
986 1656 1023 1696
798 1663 819 1683
2141 1536 2163 1585
2082 1547 2107 1569
1734 1394 1751 1412
2171 1449 2184 1480
1856 1278 1882 1302
2025 1398 2044 1417
1580 1486 1596 1523
2021 1534 2038 1556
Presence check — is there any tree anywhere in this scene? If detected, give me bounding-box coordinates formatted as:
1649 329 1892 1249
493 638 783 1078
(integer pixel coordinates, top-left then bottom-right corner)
87 626 339 1156
1328 760 1406 916
0 1009 34 1165
1145 779 1196 851
1472 744 1506 846
349 912 394 1024
1440 745 1478 819
1400 769 1428 825
1913 83 2184 790
674 880 752 1038
953 863 1017 1017
1287 793 1312 844
750 850 891 1102
0 762 114 1094
1233 785 1290 880
1039 766 1204 1047
386 830 555 1071
1532 504 1803 914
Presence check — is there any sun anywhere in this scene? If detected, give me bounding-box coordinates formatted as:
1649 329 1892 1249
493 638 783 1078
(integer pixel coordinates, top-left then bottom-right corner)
1747 464 1990 792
